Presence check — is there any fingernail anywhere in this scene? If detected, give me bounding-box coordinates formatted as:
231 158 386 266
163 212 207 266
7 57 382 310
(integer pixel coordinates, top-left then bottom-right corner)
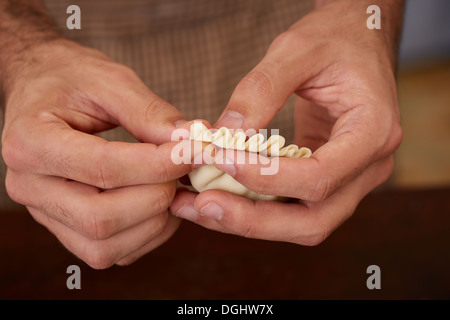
192 152 204 169
175 120 188 128
216 154 236 176
175 204 198 222
217 111 244 128
200 202 224 221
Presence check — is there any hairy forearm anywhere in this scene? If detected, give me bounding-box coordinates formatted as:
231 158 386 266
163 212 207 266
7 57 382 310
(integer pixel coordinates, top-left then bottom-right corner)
0 0 62 94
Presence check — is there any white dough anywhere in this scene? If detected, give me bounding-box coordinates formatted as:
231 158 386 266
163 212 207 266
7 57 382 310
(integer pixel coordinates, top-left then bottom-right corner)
185 123 312 202
189 165 282 201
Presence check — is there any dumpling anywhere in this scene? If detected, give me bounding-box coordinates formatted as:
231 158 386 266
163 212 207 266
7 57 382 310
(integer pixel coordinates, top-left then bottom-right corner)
185 122 312 201
188 165 282 201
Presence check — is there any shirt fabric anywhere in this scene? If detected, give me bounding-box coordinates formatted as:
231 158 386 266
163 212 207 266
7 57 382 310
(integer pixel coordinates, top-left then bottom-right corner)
0 0 313 209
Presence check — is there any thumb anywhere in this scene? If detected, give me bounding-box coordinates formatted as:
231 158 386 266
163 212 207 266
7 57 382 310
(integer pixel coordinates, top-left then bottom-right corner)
214 40 312 131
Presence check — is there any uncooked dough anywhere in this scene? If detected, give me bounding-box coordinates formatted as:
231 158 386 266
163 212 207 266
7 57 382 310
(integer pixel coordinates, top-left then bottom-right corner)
186 122 312 201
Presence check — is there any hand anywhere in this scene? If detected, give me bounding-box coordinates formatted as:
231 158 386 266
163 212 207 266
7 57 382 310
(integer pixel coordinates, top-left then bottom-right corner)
171 0 403 245
1 39 194 269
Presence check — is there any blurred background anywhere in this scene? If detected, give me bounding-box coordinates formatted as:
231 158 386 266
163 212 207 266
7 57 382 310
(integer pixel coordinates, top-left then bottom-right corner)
393 0 450 188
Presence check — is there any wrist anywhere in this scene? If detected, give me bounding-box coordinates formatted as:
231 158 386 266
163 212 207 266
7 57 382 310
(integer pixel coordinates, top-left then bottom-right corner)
0 1 64 98
1 38 70 105
312 0 404 71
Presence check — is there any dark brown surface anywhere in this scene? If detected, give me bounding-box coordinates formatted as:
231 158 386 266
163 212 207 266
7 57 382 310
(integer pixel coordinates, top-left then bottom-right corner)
1 186 449 300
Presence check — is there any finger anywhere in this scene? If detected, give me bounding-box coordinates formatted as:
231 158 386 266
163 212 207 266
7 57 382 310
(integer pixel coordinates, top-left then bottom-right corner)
170 189 199 221
170 188 222 225
5 120 203 188
212 148 316 200
170 189 227 234
214 33 322 130
172 187 332 244
84 65 187 145
175 156 393 245
213 108 398 202
28 207 169 269
6 169 175 240
293 97 335 151
116 215 181 266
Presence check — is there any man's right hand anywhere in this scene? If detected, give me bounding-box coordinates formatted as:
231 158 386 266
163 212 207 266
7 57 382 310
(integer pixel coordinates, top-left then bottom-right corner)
1 38 193 269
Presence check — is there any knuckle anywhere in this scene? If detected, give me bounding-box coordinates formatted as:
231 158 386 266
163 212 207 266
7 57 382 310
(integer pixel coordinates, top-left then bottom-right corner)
293 223 330 247
88 145 121 189
303 228 330 246
252 173 271 195
377 156 395 186
305 175 334 202
88 162 108 189
145 98 173 122
80 209 113 241
4 172 24 204
115 256 139 267
104 63 138 84
82 243 116 270
270 31 295 50
239 69 275 98
154 184 175 213
1 129 25 170
153 156 171 182
385 156 395 177
242 223 258 239
388 123 403 153
152 211 169 235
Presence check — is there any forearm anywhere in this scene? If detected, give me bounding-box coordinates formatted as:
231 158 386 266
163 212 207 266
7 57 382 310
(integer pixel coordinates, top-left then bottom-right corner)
314 0 405 69
0 0 62 94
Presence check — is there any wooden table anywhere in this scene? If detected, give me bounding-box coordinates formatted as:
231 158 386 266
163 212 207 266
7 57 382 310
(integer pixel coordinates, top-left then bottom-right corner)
1 187 449 300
